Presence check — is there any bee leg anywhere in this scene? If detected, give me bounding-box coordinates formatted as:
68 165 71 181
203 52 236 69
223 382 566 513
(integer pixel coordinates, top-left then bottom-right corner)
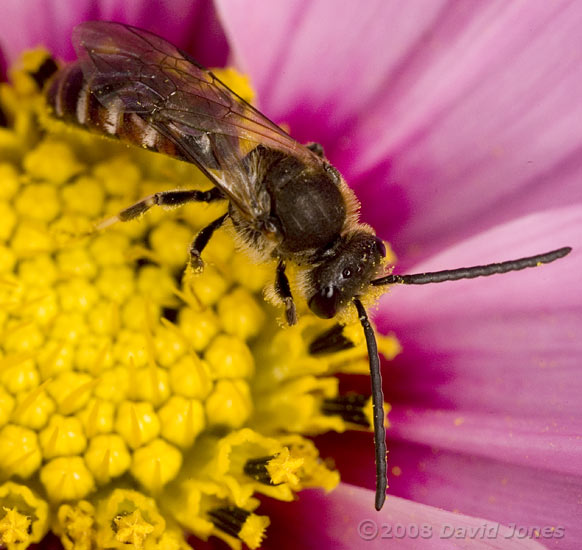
95 187 224 230
306 142 325 157
189 213 229 271
275 260 297 326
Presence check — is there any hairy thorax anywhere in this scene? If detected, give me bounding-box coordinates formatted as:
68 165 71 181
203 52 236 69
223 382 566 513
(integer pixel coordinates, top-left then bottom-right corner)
230 147 350 265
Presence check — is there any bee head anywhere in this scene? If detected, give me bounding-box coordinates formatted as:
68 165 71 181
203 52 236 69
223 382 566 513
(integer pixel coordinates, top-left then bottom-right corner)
308 231 386 319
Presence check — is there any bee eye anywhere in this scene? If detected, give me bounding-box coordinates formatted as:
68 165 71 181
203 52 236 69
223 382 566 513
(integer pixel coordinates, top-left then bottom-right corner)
374 238 387 257
342 267 353 279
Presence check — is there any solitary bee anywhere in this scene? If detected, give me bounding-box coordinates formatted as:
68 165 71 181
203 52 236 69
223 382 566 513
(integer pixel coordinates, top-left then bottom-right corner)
46 21 572 511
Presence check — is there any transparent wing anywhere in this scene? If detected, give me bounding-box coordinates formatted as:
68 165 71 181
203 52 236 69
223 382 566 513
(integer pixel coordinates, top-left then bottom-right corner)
73 20 321 219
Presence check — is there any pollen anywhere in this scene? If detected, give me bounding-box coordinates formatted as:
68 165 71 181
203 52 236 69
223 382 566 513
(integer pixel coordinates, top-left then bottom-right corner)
0 50 399 549
0 507 31 546
55 500 95 550
0 482 49 549
114 509 155 549
266 447 305 485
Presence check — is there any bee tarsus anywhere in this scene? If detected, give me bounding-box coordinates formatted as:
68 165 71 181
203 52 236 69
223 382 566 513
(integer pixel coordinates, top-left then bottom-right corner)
306 142 325 157
275 260 297 326
189 213 229 271
109 187 226 227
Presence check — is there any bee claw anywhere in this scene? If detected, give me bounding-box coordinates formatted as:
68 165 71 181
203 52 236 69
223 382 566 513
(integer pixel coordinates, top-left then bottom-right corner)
189 253 205 273
284 298 297 326
95 214 121 231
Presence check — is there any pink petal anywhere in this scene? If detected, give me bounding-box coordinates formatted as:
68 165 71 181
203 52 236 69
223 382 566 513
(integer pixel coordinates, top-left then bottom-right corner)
259 483 550 549
387 407 581 476
317 435 580 549
217 0 582 268
216 0 448 151
0 0 228 66
376 206 580 467
377 206 581 416
386 441 582 550
356 2 582 265
379 203 580 331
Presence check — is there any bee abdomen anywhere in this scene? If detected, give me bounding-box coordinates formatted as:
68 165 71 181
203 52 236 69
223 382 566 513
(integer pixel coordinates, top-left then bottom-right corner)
46 62 184 159
46 63 87 124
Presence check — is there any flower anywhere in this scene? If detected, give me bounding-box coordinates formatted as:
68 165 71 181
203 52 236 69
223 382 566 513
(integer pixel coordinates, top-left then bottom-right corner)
1 1 581 549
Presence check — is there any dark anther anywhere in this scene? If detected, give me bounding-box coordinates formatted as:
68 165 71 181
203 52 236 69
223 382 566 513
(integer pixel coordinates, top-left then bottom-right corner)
208 506 251 538
308 324 355 356
135 257 156 269
161 307 179 323
243 455 280 485
29 57 59 89
322 394 370 427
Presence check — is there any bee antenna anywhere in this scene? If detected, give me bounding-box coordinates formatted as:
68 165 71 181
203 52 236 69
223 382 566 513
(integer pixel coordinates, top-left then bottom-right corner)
371 247 572 287
353 298 387 511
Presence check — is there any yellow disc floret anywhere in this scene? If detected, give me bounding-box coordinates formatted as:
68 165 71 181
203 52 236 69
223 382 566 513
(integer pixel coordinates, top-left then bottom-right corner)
40 456 95 502
0 424 42 478
0 482 49 550
83 433 131 484
55 500 95 550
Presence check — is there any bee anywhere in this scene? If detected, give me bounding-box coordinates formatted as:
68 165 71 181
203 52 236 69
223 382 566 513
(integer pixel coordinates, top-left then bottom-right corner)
46 21 572 511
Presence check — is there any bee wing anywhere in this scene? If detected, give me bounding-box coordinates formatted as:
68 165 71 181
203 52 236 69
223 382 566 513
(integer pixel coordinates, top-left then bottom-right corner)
73 20 320 219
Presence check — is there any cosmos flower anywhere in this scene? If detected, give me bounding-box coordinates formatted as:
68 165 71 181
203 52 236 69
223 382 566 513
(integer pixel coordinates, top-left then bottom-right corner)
1 1 581 549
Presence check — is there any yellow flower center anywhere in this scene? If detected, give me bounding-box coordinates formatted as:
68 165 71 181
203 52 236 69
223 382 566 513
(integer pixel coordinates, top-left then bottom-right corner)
0 49 400 550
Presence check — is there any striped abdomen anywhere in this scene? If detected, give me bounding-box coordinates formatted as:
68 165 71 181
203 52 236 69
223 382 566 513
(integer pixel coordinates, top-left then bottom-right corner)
46 62 188 160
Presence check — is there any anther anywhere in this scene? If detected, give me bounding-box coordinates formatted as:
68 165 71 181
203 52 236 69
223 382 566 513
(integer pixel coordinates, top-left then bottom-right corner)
208 506 251 539
308 324 355 355
322 394 370 427
243 455 280 485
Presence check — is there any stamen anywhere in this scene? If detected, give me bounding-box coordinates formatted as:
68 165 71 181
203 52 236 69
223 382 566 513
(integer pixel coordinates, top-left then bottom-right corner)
243 455 280 485
208 505 269 549
322 394 370 427
0 483 48 548
113 510 154 549
29 57 59 90
56 501 95 550
308 324 355 355
0 508 32 545
208 505 250 539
